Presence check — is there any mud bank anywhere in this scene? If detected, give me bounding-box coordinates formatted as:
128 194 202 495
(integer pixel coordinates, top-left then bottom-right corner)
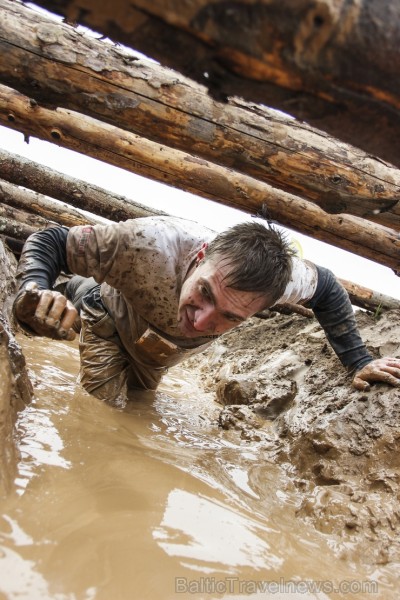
184 308 400 568
0 239 31 495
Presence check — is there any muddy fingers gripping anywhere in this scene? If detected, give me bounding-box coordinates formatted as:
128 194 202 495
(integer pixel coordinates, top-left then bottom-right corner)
14 282 78 341
352 357 400 390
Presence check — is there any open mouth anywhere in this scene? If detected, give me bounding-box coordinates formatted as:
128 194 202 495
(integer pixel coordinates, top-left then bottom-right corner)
178 308 195 335
180 307 209 337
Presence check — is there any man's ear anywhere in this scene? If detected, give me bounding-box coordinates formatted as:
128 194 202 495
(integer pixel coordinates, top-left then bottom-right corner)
196 242 208 263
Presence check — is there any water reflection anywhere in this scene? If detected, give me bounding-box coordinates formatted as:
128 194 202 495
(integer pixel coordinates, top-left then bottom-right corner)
153 488 281 571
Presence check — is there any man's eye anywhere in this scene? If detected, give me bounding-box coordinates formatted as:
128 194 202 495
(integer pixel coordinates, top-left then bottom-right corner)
200 285 210 299
226 315 241 323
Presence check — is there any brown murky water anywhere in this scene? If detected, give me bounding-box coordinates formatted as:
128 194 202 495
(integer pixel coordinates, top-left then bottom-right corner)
0 337 392 599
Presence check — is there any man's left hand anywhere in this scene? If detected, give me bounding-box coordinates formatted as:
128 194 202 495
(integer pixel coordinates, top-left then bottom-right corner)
352 357 400 391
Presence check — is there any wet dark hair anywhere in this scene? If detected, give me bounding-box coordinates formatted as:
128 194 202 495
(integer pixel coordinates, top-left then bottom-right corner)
205 221 294 306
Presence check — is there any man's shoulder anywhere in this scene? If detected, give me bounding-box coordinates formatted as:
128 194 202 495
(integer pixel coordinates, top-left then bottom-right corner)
132 216 216 242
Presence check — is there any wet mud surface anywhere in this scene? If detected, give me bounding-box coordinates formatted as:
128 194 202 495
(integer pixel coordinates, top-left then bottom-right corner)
185 308 400 572
0 240 32 494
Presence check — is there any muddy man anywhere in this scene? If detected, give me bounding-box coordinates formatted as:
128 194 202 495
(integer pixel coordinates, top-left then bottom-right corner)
13 216 400 404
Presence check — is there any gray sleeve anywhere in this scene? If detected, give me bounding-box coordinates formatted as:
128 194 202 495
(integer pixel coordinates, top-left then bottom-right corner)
306 265 373 373
15 226 70 293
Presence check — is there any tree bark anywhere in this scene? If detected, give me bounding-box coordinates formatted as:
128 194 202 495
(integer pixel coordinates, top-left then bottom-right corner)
0 149 161 222
0 86 399 271
0 203 56 231
338 279 400 313
0 1 399 229
0 216 36 242
30 0 400 168
0 178 105 227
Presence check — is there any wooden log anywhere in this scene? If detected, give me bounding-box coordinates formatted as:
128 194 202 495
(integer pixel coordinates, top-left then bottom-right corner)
0 203 55 231
259 281 400 315
0 217 37 240
0 85 399 270
0 178 103 227
256 304 314 319
30 0 400 168
0 149 161 222
338 279 400 313
0 0 399 228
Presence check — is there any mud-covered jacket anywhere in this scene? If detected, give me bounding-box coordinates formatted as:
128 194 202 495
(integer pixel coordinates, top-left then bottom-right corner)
14 217 373 374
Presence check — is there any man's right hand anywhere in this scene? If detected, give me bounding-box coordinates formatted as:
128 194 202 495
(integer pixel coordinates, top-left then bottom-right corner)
14 281 78 341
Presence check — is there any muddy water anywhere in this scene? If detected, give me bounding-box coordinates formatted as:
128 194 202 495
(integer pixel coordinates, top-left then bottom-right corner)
0 337 388 600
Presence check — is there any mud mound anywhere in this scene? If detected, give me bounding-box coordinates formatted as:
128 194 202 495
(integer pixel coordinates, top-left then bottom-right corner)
183 308 400 566
0 240 32 495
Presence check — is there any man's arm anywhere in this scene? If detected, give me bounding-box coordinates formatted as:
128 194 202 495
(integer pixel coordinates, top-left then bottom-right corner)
13 227 78 340
306 265 400 390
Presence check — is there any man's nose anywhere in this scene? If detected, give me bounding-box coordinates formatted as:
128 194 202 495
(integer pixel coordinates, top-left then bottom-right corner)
193 305 216 332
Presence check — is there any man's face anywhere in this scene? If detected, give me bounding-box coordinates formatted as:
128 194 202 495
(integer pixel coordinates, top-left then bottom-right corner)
177 250 267 338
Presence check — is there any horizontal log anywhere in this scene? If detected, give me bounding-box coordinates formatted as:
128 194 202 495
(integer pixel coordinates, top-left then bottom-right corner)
338 279 400 313
0 149 161 222
31 0 400 167
0 149 165 221
0 203 55 231
1 0 400 228
0 178 103 227
262 286 400 315
257 304 314 319
0 216 37 240
0 86 399 271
